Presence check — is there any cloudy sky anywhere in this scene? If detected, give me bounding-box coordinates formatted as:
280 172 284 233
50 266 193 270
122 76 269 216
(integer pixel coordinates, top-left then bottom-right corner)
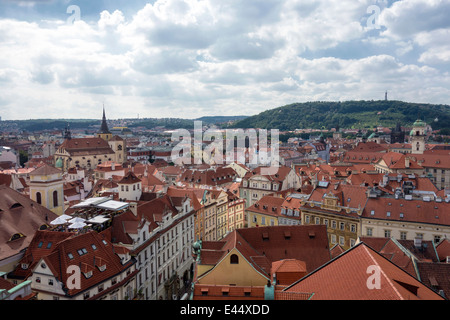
0 0 449 120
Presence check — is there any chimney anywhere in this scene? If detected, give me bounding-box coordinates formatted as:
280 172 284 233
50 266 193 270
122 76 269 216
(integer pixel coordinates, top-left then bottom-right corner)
111 162 115 171
129 202 138 216
405 157 410 168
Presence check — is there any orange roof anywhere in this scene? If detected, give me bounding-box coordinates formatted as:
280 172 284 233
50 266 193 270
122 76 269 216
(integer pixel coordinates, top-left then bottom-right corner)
362 197 450 226
283 242 444 300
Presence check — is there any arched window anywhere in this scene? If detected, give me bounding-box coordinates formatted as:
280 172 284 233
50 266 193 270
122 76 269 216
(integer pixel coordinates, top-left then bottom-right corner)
53 190 58 207
230 254 239 264
36 192 42 204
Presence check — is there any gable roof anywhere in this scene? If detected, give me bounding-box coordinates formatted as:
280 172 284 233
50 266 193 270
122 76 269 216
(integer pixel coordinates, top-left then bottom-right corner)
283 242 445 300
199 225 331 279
37 230 135 297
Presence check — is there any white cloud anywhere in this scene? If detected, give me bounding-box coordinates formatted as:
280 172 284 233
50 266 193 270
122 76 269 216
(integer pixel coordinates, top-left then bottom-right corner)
0 0 448 120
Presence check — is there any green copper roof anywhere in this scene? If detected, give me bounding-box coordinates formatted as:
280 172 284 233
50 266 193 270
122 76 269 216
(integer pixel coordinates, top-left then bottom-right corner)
413 119 426 127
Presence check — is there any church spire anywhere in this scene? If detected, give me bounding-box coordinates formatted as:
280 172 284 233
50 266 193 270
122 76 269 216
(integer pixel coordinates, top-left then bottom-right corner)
63 122 71 140
99 104 111 134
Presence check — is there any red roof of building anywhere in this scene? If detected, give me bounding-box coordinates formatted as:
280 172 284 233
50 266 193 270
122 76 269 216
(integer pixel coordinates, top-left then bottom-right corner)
283 242 444 300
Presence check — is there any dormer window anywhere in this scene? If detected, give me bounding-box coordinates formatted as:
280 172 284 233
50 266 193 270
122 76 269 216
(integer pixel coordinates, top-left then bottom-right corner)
84 270 93 279
10 203 23 209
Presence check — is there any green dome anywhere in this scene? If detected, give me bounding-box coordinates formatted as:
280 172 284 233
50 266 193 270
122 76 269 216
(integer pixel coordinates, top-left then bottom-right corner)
55 157 63 168
409 129 415 136
413 119 426 127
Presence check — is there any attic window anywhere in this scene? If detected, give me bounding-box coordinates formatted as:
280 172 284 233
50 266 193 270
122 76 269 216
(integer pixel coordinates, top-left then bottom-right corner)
77 248 88 256
68 253 74 259
309 231 316 238
9 233 24 242
10 203 23 209
262 232 269 241
284 231 291 239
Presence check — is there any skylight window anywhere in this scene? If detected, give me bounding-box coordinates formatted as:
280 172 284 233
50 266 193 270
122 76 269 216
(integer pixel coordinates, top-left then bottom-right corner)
77 248 88 256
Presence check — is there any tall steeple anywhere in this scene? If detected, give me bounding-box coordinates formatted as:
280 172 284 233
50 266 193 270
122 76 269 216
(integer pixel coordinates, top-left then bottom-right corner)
63 122 71 140
97 105 112 141
100 105 111 134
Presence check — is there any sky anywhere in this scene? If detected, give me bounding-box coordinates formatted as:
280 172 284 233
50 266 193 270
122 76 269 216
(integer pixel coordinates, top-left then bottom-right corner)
0 0 449 120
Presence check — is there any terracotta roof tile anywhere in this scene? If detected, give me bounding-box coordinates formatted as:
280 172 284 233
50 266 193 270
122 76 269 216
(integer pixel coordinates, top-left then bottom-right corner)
283 242 444 300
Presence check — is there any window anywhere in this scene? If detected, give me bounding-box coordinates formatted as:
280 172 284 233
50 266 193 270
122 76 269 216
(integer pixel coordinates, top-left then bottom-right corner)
38 241 43 248
366 228 373 236
230 254 239 264
36 192 42 205
400 232 407 240
384 230 391 238
48 279 54 286
332 221 337 229
53 190 58 207
68 253 74 259
46 242 52 249
339 236 345 246
315 217 320 225
339 222 345 231
331 234 336 244
77 248 88 256
434 235 441 243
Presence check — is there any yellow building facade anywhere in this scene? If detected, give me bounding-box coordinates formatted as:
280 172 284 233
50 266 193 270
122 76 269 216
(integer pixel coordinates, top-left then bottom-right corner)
29 164 64 216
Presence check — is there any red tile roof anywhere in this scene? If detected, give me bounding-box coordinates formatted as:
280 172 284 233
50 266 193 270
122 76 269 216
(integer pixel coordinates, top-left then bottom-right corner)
200 225 331 277
283 242 445 300
436 238 450 262
0 185 59 261
39 230 135 297
362 197 450 226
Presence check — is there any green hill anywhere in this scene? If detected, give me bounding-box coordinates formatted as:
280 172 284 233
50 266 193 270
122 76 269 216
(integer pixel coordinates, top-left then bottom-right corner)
229 100 450 131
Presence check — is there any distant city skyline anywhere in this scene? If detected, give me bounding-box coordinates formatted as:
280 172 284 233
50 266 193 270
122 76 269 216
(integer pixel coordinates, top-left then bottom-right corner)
0 0 449 120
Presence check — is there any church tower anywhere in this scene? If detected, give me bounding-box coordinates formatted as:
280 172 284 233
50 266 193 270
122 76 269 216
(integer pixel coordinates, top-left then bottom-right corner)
97 106 112 142
29 163 64 216
410 119 426 154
